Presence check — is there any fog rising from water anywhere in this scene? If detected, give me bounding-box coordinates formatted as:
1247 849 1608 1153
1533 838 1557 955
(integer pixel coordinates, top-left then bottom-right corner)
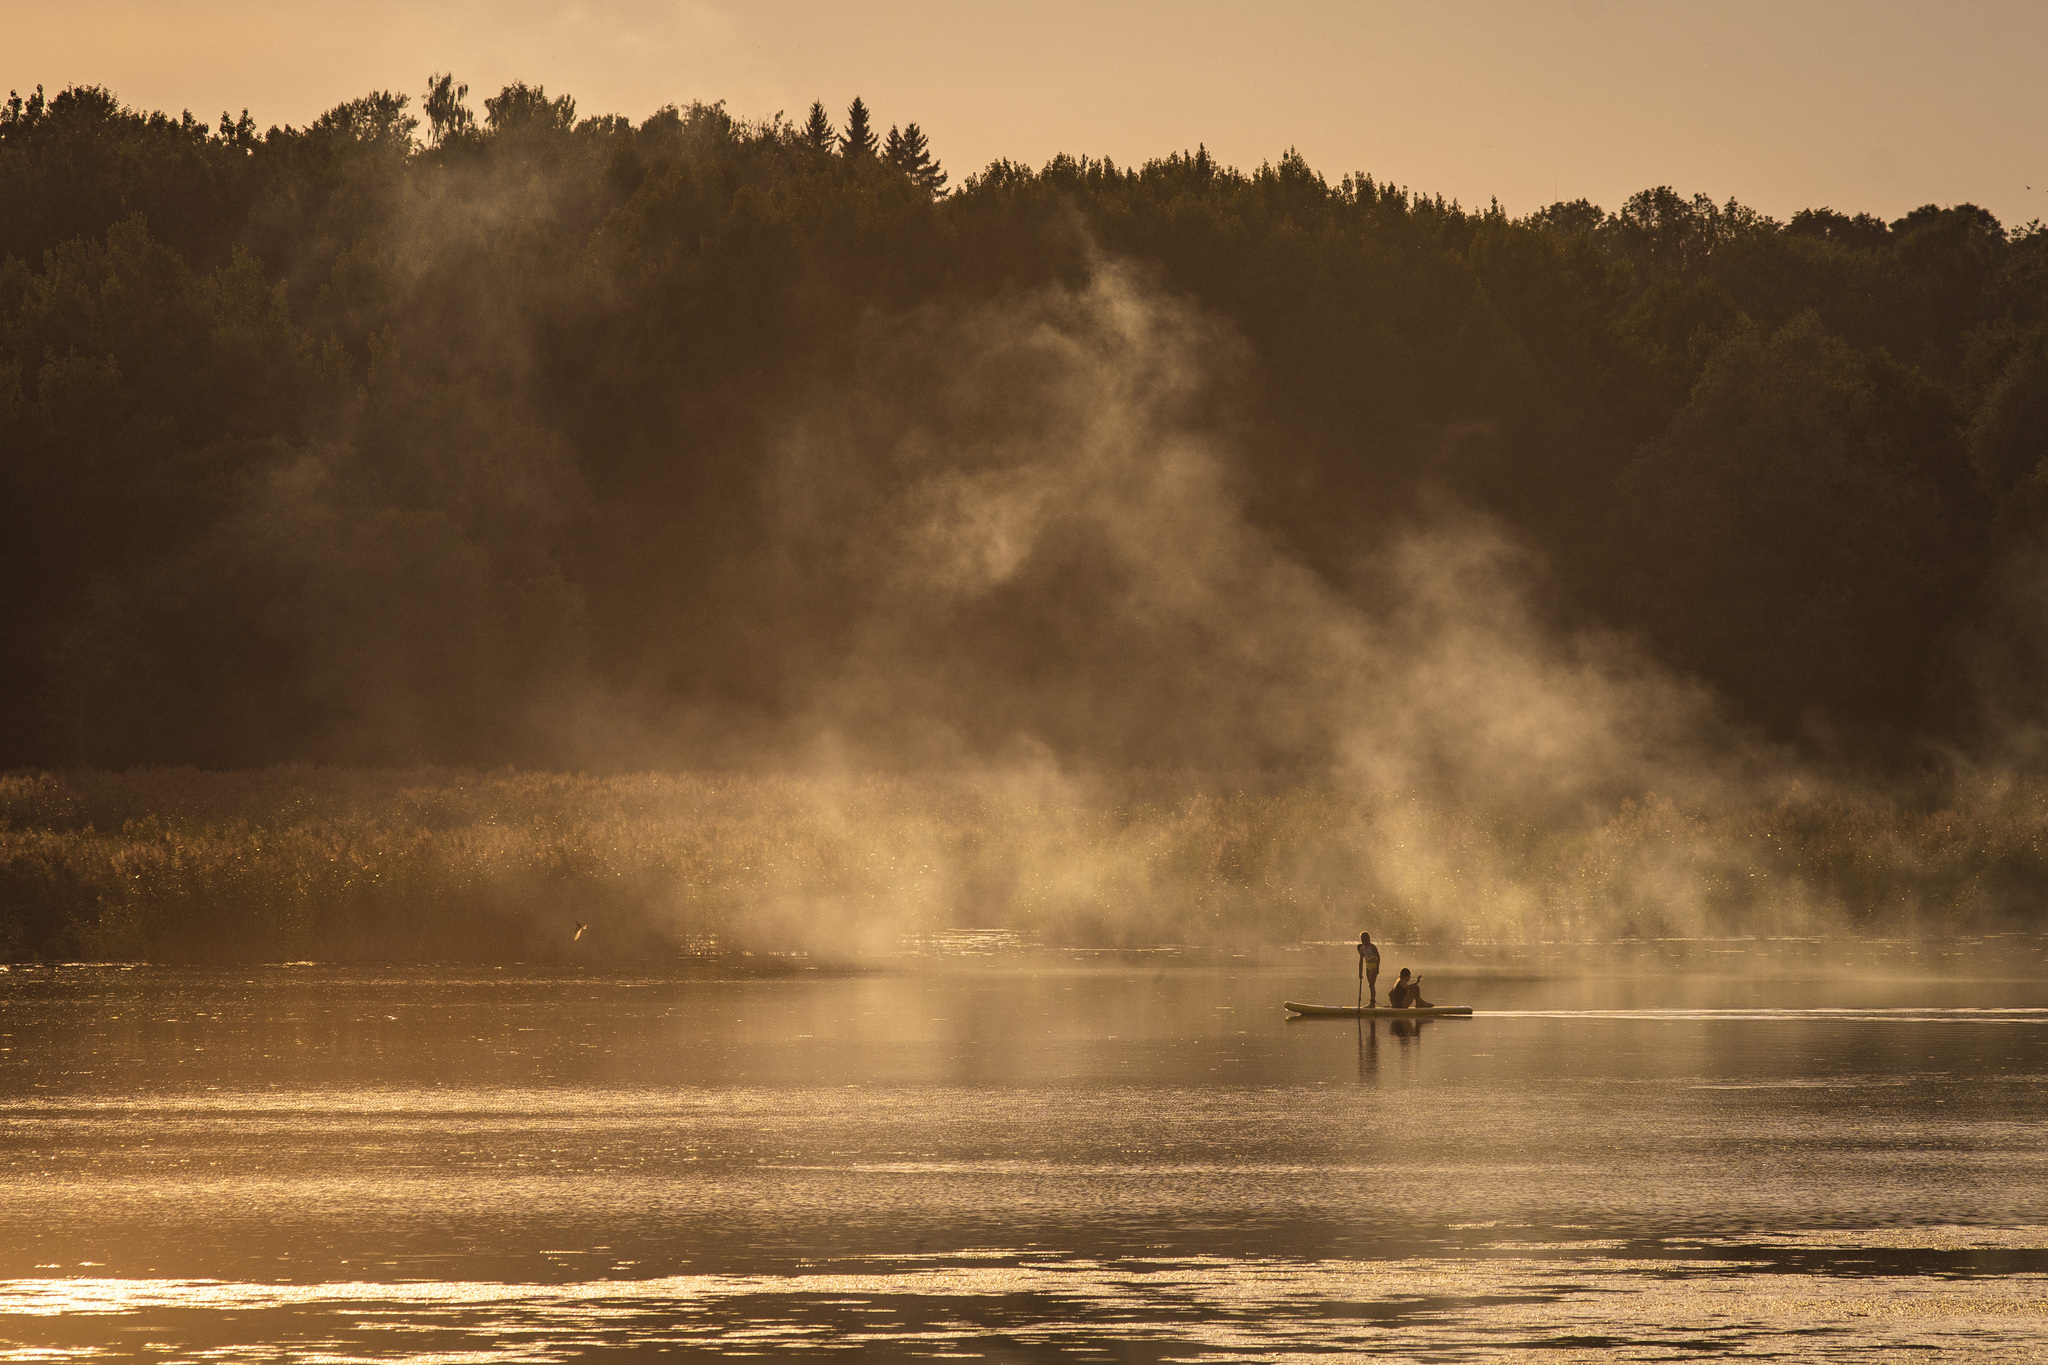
661 263 1772 947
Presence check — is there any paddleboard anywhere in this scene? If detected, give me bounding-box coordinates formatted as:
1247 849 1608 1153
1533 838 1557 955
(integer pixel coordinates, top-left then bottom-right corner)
1283 1001 1474 1018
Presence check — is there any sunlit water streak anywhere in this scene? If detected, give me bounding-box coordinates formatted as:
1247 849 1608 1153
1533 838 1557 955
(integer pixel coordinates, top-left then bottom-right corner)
2 950 2046 1359
4 1245 2047 1361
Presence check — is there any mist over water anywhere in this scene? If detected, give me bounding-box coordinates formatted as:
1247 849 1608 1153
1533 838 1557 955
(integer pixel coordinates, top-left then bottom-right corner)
10 249 1942 961
755 263 1723 786
505 260 1838 951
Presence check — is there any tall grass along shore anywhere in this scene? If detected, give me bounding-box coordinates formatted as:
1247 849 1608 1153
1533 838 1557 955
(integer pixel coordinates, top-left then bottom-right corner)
1 768 2042 963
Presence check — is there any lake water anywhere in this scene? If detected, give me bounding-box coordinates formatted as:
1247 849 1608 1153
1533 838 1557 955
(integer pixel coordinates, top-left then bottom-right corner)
3 939 2047 1360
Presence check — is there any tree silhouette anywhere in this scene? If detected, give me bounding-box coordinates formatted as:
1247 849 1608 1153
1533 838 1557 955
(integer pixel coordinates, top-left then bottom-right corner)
422 73 475 145
310 91 417 148
840 96 876 158
1787 207 1891 250
215 107 256 148
800 100 834 154
485 81 575 135
884 121 947 197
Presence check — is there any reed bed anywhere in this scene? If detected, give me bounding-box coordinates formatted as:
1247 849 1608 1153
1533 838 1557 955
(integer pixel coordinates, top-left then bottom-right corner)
2 768 2045 962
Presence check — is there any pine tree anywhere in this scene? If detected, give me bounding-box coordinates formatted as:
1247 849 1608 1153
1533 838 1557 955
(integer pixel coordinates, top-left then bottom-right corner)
840 96 877 158
884 121 947 197
800 101 834 155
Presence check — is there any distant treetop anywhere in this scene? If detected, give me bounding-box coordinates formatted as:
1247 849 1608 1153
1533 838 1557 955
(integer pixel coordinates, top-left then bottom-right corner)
485 81 575 137
841 96 877 158
423 73 475 146
309 91 416 149
884 121 947 197
800 100 834 155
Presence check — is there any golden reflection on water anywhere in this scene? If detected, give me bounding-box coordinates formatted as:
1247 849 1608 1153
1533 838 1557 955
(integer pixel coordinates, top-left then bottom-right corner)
4 1244 2048 1360
2 958 2047 1359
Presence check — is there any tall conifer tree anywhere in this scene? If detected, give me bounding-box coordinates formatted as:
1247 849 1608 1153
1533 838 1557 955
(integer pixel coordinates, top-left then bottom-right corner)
884 121 947 197
840 96 877 158
800 100 834 154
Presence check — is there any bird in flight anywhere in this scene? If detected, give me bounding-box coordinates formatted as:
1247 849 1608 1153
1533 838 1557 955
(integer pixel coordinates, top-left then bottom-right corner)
573 921 588 942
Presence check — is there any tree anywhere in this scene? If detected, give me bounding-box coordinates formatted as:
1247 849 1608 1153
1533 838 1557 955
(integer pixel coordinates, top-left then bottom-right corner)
423 73 475 145
215 108 256 149
2 84 48 129
1613 315 1972 736
840 96 876 158
1526 198 1605 237
485 82 576 137
1969 331 2048 508
883 121 947 197
309 91 416 149
1786 207 1890 251
1612 187 1726 276
1888 203 2009 371
800 100 834 154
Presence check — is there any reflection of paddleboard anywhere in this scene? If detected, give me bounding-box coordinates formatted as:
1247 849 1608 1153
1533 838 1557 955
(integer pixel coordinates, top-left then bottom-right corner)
1283 1002 1474 1018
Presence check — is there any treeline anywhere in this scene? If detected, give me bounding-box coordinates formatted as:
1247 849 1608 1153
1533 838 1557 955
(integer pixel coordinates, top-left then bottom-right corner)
3 79 2048 770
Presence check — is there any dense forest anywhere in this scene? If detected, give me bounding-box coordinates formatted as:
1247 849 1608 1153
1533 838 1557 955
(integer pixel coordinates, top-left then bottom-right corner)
4 77 2048 777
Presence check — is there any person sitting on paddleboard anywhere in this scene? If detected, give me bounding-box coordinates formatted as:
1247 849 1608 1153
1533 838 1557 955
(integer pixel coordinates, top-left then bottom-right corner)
1387 969 1433 1009
1357 932 1381 1007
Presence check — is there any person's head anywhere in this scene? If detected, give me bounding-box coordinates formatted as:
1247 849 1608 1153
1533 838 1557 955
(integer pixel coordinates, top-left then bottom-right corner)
1359 932 1371 943
1397 968 1411 980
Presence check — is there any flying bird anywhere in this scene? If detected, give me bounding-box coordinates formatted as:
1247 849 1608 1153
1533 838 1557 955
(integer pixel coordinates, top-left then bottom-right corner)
573 921 588 941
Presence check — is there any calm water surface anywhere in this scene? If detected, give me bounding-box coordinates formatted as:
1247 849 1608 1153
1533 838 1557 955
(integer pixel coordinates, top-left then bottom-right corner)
3 940 2047 1360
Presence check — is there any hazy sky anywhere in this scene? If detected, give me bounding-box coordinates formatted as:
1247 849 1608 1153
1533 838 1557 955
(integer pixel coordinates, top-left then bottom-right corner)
10 0 2045 227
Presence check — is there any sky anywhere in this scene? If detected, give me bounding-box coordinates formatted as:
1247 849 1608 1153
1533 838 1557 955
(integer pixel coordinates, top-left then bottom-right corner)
8 0 2046 228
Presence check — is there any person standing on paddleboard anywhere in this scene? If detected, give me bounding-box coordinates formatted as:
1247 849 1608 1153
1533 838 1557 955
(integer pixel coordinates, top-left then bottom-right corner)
1357 932 1381 1007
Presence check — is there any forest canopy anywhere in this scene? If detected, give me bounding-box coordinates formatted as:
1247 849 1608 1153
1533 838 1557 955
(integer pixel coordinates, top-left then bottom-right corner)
4 79 2048 774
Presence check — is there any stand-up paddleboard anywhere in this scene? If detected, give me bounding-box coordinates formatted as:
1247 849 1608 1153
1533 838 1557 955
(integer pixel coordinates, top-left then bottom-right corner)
1284 1001 1474 1018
